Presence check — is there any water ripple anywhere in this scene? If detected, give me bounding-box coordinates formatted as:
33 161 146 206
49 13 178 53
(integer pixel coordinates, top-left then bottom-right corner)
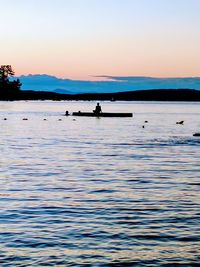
1 101 200 266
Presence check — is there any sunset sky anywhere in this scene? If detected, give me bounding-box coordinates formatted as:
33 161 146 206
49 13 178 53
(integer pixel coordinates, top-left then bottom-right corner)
1 0 200 80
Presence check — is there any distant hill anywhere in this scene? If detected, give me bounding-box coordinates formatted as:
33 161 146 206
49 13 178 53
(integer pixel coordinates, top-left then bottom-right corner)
15 74 200 94
2 88 200 101
73 89 200 101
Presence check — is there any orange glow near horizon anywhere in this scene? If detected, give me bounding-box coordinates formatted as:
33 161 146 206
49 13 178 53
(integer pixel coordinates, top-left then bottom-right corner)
12 35 200 80
14 66 200 81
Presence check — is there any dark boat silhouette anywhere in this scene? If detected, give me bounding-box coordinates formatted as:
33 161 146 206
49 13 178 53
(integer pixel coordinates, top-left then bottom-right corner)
68 111 133 117
193 133 200 137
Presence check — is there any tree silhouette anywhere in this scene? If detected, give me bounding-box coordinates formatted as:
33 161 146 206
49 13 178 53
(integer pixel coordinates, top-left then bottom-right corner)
0 65 15 83
0 65 21 99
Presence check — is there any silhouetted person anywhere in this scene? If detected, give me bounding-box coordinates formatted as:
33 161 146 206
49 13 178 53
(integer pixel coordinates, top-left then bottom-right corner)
93 103 102 115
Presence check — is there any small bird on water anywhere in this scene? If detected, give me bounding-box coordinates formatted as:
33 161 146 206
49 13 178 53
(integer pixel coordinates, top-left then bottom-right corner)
176 120 184 125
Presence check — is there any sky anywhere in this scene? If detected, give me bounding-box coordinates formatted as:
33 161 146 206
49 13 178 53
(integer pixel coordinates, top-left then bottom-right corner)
1 0 200 80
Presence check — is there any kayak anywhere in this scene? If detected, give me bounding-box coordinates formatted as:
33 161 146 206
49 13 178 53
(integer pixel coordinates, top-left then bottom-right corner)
70 111 133 117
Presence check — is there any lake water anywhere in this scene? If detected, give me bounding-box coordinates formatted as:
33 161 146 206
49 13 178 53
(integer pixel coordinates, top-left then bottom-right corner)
0 101 200 266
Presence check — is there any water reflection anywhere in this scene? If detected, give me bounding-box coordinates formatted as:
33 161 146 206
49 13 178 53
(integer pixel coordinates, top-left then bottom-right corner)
0 101 200 266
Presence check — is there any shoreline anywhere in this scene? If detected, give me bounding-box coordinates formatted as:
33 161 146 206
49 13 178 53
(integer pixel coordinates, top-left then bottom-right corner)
1 88 200 101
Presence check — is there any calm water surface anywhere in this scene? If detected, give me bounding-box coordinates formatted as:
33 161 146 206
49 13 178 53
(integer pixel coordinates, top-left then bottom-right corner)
0 101 200 266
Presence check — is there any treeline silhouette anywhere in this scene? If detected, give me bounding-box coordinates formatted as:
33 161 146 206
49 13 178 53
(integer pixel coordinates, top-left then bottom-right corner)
71 89 200 101
5 88 200 101
0 65 21 100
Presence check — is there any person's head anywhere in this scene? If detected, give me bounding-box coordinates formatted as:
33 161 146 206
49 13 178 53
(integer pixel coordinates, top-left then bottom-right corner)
97 103 99 106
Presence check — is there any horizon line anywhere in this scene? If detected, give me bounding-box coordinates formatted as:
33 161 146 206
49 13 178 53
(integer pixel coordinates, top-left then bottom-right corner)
15 73 200 82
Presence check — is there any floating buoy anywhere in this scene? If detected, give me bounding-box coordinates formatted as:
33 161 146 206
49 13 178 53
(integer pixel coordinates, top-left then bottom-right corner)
23 118 28 120
3 118 7 120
